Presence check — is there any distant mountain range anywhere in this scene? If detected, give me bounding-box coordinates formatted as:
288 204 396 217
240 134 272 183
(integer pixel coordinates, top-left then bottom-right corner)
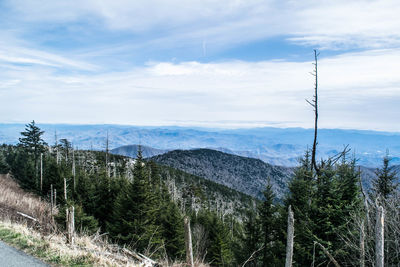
1 123 400 167
150 148 294 200
111 144 168 158
115 146 399 200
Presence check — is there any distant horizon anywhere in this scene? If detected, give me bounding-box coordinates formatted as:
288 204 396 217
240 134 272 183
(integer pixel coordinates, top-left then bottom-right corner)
1 120 400 135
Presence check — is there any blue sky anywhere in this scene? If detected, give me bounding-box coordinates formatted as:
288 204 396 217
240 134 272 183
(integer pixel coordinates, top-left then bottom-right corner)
1 0 400 131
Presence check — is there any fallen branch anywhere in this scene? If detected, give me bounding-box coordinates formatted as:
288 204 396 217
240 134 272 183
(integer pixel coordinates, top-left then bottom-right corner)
314 241 340 267
16 211 38 222
241 245 264 267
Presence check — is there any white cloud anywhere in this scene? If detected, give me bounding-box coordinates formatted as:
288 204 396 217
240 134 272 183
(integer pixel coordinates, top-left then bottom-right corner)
5 0 400 50
0 43 97 70
1 49 400 131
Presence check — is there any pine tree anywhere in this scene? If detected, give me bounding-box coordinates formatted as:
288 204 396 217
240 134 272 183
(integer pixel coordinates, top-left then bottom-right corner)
284 151 316 266
258 180 279 266
18 120 47 167
373 154 398 199
108 147 162 253
242 209 261 266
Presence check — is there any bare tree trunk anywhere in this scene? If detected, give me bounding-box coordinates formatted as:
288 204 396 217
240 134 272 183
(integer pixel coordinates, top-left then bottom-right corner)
106 130 110 177
72 149 76 191
64 178 67 201
285 205 294 267
184 217 194 267
375 205 385 267
50 184 54 224
360 220 365 267
307 49 320 176
54 189 57 206
66 206 75 245
40 153 43 192
66 207 69 237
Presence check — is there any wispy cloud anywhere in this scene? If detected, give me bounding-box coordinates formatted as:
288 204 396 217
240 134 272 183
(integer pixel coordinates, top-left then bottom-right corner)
4 0 400 52
1 0 400 131
0 44 97 70
1 49 400 131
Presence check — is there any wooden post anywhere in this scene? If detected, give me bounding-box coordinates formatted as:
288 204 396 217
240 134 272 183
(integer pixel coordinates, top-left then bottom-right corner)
40 153 43 192
285 205 294 267
184 217 194 267
360 220 365 267
375 205 384 267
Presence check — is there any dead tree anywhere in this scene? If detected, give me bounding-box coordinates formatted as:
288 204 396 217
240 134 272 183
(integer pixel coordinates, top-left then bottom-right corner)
55 130 60 165
64 178 67 201
375 205 384 267
285 205 294 267
40 153 43 192
184 217 194 267
105 130 110 177
360 220 365 267
72 148 76 191
66 206 75 245
307 49 320 176
51 184 54 219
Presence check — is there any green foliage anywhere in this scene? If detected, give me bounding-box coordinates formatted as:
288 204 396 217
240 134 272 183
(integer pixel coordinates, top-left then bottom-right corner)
284 150 362 266
55 204 98 235
194 210 234 266
373 154 398 199
241 209 261 266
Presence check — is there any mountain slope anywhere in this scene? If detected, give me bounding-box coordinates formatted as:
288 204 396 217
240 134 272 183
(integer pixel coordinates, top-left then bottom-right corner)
111 144 168 158
2 123 400 167
150 149 294 200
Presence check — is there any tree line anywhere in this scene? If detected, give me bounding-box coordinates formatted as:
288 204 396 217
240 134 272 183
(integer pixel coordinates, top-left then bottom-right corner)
0 120 398 266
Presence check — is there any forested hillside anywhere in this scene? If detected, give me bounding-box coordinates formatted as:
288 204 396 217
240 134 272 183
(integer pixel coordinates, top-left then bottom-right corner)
1 121 400 266
0 121 259 265
151 149 294 200
111 144 168 158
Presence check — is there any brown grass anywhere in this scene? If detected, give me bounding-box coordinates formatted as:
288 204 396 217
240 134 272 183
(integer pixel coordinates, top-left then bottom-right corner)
0 174 209 266
0 174 53 231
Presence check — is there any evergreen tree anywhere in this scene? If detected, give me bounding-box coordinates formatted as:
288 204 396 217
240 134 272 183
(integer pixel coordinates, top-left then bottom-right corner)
18 120 47 189
284 151 316 266
18 120 47 165
195 210 233 266
373 154 398 199
241 208 261 266
258 180 280 266
108 147 162 253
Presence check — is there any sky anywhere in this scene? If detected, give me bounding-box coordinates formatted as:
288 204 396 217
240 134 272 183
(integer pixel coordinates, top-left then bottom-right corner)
1 0 400 131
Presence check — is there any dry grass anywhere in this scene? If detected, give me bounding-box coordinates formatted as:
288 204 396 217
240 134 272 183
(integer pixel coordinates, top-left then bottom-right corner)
0 174 140 266
0 174 208 266
0 174 53 230
0 220 142 266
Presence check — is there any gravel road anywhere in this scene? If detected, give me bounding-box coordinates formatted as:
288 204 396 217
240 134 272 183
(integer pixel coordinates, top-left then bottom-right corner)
0 240 50 267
